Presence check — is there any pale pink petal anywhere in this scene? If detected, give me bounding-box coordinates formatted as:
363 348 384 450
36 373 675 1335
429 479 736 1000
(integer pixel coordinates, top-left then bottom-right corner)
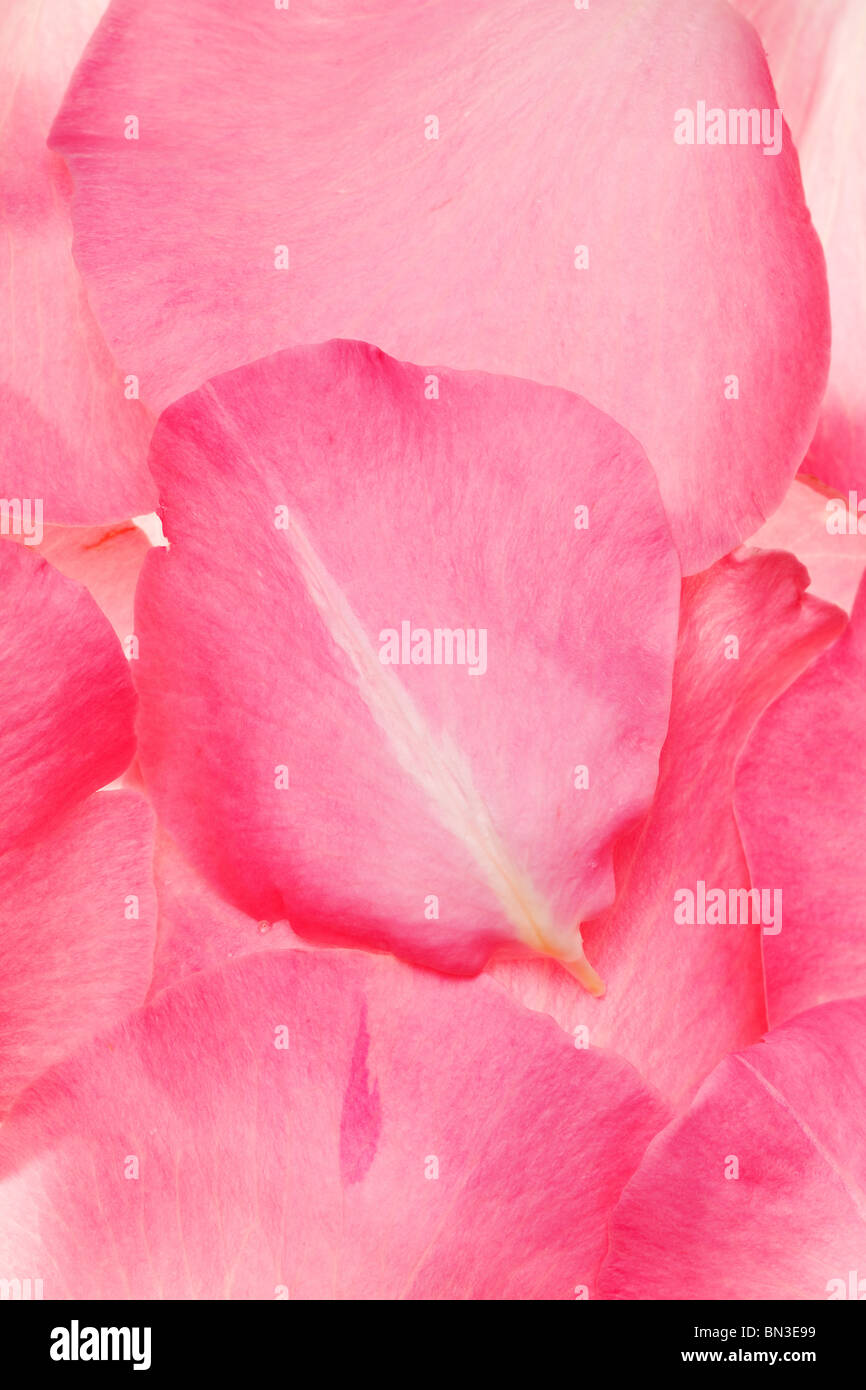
134 341 681 987
0 950 667 1298
492 548 845 1105
735 0 866 496
599 998 866 1300
50 0 828 571
0 0 155 522
0 790 156 1115
0 540 136 852
747 476 866 613
735 575 866 1023
4 520 150 641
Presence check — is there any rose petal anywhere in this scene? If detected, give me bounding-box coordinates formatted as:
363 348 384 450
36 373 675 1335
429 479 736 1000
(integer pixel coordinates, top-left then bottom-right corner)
0 541 137 853
50 0 828 571
0 949 667 1298
746 476 866 614
134 340 680 986
4 520 151 641
599 997 866 1299
0 0 155 522
735 0 866 496
0 790 156 1115
735 574 866 1023
491 548 845 1104
149 827 301 998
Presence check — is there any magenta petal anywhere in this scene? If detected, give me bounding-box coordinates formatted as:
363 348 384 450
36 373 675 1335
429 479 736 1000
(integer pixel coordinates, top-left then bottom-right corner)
0 542 137 853
492 548 844 1105
133 341 681 984
0 791 156 1115
50 0 828 570
736 575 866 1023
0 0 155 522
599 998 866 1300
0 951 667 1298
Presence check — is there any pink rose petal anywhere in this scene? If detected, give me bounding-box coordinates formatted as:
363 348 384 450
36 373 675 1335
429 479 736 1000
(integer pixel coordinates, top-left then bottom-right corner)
747 476 866 614
492 548 844 1105
599 997 866 1299
0 541 137 853
735 574 866 1023
134 340 681 986
0 0 155 522
50 0 829 570
0 791 156 1115
0 950 668 1298
735 0 866 496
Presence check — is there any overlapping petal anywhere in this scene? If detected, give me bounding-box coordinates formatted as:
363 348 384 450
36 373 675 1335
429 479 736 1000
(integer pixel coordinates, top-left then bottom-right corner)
747 476 866 614
0 541 136 852
0 950 668 1299
0 791 156 1114
599 998 866 1299
735 0 866 496
492 548 845 1104
0 0 155 521
50 0 829 570
735 574 866 1023
133 340 680 985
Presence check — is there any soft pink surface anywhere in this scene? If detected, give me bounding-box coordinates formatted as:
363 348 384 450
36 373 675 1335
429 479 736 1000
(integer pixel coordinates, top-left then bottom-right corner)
5 521 151 640
133 340 680 984
149 828 301 998
735 0 866 495
0 791 156 1114
747 476 866 614
491 548 845 1105
50 0 829 570
736 575 866 1024
599 997 866 1299
0 0 155 521
0 950 668 1299
0 541 136 853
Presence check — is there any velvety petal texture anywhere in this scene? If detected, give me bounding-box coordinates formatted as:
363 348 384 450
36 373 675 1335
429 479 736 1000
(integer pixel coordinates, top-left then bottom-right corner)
149 828 300 998
0 791 156 1114
735 0 866 495
735 575 866 1024
747 477 866 614
6 520 151 641
492 548 845 1105
133 340 681 986
50 0 829 570
0 541 136 853
0 0 155 521
0 951 668 1299
599 998 866 1300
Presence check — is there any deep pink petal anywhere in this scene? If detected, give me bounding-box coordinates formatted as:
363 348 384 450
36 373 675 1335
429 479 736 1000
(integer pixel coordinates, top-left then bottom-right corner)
735 574 866 1023
599 997 866 1299
0 791 156 1115
0 950 667 1299
0 0 155 522
492 549 844 1105
50 0 828 571
747 476 866 614
0 542 136 852
149 828 302 998
735 0 866 496
134 340 680 986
